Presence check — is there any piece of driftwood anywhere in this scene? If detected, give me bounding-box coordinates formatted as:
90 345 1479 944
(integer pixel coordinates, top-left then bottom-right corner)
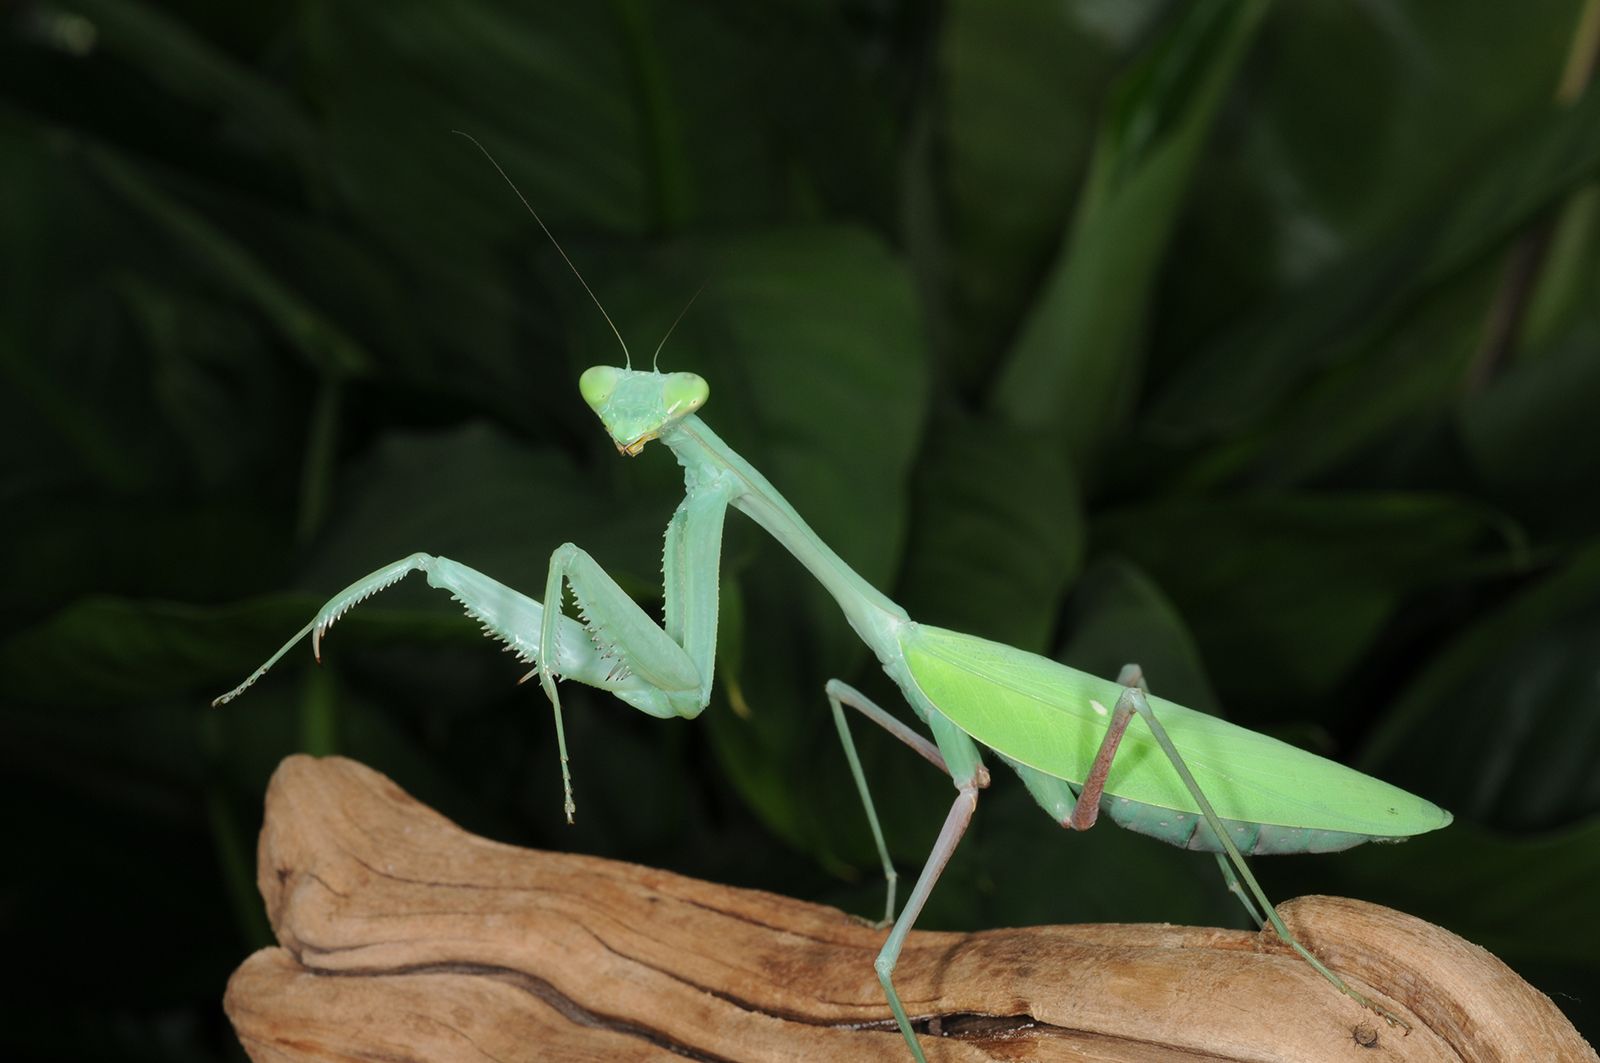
225 755 1594 1062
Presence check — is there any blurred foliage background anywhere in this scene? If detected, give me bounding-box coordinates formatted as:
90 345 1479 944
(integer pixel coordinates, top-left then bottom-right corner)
4 0 1600 1058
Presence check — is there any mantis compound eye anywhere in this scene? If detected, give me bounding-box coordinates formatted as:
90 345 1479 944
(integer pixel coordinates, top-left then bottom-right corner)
663 372 709 417
579 365 623 409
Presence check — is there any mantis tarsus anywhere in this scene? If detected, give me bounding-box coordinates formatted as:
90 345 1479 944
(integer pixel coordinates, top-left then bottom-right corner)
216 143 1452 1062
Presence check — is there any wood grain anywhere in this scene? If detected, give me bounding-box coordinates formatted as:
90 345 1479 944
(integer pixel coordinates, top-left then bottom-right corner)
224 755 1595 1061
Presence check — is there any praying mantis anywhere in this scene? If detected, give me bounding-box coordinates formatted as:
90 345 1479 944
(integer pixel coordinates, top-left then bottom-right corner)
216 146 1452 1062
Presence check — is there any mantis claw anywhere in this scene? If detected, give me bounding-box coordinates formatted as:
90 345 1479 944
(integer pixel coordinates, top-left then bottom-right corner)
1367 998 1411 1033
561 760 576 824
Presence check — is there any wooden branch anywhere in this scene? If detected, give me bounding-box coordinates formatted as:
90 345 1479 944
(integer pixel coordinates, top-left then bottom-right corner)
225 755 1594 1062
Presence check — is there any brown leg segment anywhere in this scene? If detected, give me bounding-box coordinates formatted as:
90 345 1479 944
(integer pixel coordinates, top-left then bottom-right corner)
1069 699 1134 831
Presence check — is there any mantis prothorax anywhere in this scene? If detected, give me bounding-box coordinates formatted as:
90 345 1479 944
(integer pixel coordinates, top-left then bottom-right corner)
216 141 1451 1062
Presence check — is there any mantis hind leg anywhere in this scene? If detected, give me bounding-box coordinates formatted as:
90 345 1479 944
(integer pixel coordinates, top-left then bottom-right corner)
825 679 949 927
1113 669 1410 1030
1107 668 1265 927
1213 852 1266 927
1004 661 1141 833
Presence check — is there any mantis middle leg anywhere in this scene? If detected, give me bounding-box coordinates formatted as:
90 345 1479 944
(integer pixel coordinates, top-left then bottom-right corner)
826 678 950 926
827 680 997 1060
531 477 737 820
814 669 997 1061
1063 665 1267 925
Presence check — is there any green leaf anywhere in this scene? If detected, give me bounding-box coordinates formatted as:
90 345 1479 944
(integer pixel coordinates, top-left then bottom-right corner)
931 0 1154 382
1192 259 1498 488
988 0 1269 467
71 0 320 176
1520 185 1600 353
84 143 372 376
1 499 288 618
1460 327 1600 537
1359 541 1600 830
1095 493 1521 709
306 2 651 240
1150 79 1600 446
0 592 491 709
303 422 665 600
897 417 1084 653
895 0 1261 664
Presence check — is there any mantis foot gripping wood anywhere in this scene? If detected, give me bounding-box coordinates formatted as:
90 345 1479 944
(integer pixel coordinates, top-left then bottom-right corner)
225 755 1594 1062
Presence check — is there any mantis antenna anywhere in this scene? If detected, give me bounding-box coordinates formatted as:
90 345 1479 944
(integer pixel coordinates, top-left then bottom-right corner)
650 284 705 372
452 130 634 370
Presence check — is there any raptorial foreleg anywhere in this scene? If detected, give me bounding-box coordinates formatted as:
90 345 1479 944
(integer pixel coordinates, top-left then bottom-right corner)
536 542 710 821
531 472 735 821
213 553 623 707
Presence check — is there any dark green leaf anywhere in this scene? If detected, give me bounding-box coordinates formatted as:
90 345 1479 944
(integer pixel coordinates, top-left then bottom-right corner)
989 0 1268 467
1360 542 1600 830
897 417 1083 651
1150 80 1600 445
1096 493 1521 709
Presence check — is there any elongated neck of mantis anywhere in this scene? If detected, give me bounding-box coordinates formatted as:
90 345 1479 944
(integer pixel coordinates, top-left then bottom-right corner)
666 416 909 651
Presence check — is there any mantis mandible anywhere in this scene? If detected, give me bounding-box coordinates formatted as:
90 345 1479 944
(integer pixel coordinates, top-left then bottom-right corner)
216 141 1451 1062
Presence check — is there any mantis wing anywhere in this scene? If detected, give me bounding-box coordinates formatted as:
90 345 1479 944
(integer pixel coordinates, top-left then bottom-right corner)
903 624 1450 839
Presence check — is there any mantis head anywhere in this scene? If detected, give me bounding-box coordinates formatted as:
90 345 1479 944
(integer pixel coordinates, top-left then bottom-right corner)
579 366 709 456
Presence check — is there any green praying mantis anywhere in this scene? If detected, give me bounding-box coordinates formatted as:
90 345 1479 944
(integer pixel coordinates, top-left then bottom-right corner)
216 142 1451 1061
